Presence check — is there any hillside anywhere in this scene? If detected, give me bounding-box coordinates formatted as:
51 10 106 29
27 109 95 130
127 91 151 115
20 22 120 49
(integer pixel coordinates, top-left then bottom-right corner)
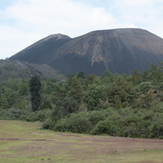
0 59 64 80
10 28 163 75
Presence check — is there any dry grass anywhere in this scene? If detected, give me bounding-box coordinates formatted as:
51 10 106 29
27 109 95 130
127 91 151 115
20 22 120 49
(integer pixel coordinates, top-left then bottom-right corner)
0 120 163 163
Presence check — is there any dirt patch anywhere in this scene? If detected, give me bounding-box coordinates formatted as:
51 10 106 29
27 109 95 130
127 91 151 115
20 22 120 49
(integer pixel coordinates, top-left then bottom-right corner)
0 138 20 141
135 162 159 163
0 138 48 141
58 133 81 137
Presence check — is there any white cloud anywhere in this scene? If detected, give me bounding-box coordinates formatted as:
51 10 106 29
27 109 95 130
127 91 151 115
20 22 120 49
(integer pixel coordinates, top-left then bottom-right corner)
113 0 163 37
5 0 122 35
0 24 41 59
0 0 163 59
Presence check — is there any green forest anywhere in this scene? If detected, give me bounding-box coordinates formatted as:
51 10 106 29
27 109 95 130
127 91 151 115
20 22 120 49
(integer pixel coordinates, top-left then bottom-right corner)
0 63 163 139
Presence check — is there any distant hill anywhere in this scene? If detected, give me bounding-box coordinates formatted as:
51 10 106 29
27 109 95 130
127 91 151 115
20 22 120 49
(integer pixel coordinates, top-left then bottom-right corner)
0 60 64 80
10 28 163 75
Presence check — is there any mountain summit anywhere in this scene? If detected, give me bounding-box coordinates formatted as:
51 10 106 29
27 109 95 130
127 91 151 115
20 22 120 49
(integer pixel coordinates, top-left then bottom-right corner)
10 33 72 65
10 28 163 75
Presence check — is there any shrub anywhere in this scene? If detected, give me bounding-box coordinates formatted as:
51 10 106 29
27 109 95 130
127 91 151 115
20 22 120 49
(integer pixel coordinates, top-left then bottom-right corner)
42 118 54 129
53 118 68 132
26 109 52 122
0 108 25 120
53 112 91 133
90 119 112 135
88 110 107 126
66 112 91 133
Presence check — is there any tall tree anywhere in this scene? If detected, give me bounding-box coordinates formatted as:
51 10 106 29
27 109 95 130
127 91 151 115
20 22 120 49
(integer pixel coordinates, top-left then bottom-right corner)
29 76 41 111
67 76 82 103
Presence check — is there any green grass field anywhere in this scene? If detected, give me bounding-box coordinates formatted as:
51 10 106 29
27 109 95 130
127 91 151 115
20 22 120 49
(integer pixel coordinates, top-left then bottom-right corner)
0 120 163 163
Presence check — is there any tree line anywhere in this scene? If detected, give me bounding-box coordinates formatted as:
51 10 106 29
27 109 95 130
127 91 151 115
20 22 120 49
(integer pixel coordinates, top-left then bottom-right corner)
0 62 163 138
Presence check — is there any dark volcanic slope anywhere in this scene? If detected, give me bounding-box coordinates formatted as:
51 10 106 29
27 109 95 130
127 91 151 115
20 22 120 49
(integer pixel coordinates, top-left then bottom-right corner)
10 34 72 65
10 28 163 75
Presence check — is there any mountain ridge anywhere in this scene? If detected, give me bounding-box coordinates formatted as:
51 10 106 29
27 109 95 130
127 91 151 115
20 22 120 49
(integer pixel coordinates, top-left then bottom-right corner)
10 28 163 75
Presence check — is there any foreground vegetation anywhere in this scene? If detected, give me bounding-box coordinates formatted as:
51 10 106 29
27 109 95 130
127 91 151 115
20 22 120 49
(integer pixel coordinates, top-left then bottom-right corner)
0 63 163 138
0 120 163 163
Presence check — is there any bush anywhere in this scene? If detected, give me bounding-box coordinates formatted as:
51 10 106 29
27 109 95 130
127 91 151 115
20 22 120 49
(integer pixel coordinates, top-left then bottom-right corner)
0 108 25 120
66 112 91 133
88 110 107 126
90 119 111 135
53 118 68 132
26 109 53 122
53 112 91 134
90 117 123 136
42 118 54 129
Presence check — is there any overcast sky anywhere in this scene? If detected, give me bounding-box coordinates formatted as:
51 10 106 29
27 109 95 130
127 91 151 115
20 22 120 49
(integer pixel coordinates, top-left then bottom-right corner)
0 0 163 59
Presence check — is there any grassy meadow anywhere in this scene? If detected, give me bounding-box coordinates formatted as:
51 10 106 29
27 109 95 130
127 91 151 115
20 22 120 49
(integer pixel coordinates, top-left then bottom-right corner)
0 120 163 163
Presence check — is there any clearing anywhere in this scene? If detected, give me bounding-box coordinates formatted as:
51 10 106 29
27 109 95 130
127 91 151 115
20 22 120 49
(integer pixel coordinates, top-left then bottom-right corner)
0 120 163 163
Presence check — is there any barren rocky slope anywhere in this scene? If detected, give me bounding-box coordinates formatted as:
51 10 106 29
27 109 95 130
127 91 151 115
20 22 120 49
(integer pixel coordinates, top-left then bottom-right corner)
10 28 163 75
